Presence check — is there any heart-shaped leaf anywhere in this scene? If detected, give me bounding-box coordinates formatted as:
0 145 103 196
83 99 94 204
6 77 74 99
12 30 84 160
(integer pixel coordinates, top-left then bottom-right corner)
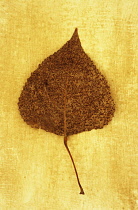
18 28 115 194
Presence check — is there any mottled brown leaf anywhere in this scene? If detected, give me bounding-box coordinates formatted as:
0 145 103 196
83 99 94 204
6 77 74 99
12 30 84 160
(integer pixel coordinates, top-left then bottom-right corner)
18 29 115 135
18 28 115 194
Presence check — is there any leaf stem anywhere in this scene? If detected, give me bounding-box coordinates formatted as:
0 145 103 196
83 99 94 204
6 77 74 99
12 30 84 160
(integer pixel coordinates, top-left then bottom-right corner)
64 136 85 194
63 80 84 195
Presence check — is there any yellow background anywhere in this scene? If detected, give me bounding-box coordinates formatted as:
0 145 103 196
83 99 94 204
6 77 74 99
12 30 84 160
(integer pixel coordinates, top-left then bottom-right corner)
0 0 138 209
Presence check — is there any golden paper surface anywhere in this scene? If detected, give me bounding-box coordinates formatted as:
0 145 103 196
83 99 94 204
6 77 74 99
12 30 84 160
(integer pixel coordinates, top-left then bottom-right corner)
0 0 138 209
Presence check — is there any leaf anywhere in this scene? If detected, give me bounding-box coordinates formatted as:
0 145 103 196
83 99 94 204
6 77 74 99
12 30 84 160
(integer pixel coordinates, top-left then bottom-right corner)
18 28 115 194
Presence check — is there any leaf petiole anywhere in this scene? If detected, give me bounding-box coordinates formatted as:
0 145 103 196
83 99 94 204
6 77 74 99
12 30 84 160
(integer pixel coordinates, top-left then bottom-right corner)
64 136 85 194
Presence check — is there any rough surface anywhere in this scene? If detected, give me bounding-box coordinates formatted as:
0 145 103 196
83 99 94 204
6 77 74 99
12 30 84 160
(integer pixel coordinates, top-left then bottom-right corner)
18 29 115 136
1 1 138 209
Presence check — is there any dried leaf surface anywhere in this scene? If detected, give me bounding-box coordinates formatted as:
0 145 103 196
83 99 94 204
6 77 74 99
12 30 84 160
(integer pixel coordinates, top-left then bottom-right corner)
18 29 115 136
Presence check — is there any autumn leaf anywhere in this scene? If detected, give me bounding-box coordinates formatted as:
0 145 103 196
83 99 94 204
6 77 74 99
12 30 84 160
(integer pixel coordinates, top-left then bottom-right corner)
18 28 115 194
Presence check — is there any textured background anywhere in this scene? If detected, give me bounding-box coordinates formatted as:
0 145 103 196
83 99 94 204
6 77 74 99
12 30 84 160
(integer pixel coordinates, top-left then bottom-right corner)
0 0 138 209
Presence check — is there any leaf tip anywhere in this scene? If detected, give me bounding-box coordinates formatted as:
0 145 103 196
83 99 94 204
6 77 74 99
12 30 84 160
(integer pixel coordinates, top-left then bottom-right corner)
74 27 78 33
73 27 79 36
70 28 80 43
